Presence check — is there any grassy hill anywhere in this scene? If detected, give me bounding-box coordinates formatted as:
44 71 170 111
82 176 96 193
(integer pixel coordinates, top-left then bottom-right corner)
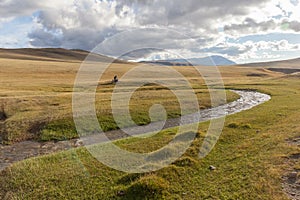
240 57 300 68
0 48 128 63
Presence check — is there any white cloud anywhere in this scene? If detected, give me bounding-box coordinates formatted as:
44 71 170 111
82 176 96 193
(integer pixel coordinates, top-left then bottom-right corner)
0 0 299 63
22 0 274 50
214 40 300 63
223 0 300 36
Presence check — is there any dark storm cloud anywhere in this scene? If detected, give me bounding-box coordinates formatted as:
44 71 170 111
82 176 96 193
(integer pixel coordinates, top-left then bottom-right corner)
24 0 272 51
285 20 300 32
224 18 300 34
114 0 272 33
224 18 277 34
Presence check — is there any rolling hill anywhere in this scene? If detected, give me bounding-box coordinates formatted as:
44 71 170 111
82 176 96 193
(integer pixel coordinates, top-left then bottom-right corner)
240 57 300 68
0 48 124 63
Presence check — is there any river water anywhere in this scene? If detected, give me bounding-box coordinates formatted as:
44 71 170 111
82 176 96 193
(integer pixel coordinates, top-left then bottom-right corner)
0 90 271 171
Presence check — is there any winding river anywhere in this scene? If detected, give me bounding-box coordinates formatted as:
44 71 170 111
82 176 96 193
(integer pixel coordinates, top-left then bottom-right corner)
0 90 271 171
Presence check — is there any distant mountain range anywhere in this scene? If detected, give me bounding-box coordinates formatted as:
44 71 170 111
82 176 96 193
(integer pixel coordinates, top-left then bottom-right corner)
119 48 236 66
140 55 236 66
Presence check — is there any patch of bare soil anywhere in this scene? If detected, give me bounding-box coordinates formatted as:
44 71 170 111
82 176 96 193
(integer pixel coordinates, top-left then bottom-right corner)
0 139 83 171
246 73 268 77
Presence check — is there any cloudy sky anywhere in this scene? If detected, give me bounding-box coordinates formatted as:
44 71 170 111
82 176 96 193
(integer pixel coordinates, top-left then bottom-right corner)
0 0 300 63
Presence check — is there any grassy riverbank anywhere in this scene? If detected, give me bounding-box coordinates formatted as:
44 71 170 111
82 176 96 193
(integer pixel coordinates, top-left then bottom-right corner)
0 61 299 199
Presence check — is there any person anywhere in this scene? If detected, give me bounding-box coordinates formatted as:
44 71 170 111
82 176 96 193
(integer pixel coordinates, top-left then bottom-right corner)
113 75 118 83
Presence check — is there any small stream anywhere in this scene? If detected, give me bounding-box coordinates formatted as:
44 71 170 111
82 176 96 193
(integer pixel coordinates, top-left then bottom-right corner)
0 90 271 171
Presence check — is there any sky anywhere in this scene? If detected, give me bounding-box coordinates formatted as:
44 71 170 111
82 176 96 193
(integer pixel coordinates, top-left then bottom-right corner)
0 0 300 64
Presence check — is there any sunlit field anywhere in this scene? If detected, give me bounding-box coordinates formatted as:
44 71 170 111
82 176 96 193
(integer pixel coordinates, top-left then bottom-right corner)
0 50 299 199
0 53 239 143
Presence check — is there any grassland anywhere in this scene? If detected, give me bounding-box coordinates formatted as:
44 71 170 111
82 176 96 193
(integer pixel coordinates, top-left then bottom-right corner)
0 50 299 199
0 52 239 143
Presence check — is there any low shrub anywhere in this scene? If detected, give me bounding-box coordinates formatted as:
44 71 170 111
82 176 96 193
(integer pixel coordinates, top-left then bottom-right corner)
172 156 197 167
242 124 252 129
125 175 169 199
227 122 239 128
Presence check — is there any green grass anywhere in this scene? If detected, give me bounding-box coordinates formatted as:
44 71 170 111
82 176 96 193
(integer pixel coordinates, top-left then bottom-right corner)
1 79 239 143
38 89 239 141
1 75 300 199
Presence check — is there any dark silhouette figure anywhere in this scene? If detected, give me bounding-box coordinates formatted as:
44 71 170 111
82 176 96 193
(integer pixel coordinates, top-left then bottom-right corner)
112 75 118 83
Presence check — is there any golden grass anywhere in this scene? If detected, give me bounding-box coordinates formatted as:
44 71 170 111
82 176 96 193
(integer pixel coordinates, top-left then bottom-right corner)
0 56 240 142
1 52 299 199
